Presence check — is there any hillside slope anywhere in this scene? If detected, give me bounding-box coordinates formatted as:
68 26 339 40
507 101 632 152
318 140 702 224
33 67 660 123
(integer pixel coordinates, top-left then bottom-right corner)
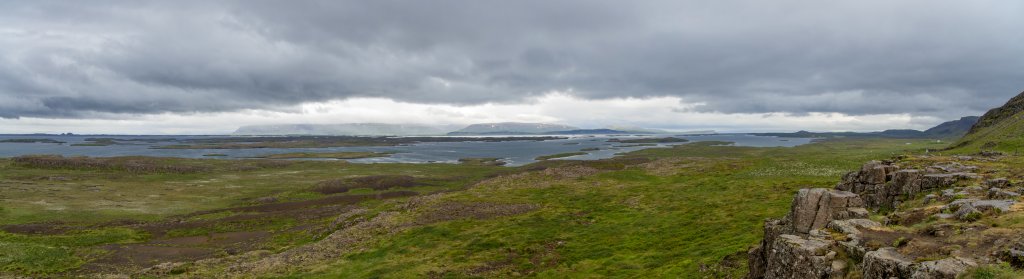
969 90 1024 134
949 91 1024 153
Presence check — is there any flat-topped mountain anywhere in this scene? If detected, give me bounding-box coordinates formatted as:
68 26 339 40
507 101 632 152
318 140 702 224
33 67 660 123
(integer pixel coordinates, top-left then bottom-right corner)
447 122 579 135
233 123 459 136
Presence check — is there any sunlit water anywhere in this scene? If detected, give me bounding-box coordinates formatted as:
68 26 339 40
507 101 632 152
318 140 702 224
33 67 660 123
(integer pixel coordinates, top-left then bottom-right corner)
0 134 811 166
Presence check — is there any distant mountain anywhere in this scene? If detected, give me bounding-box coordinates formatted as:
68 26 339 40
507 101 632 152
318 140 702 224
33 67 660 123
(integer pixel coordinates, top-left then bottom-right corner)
233 123 460 136
949 91 1024 152
604 126 670 134
447 122 579 135
548 129 632 135
755 116 979 139
924 116 980 137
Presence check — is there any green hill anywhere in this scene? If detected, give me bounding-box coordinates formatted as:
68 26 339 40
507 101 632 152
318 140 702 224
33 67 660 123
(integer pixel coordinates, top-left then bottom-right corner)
948 90 1024 153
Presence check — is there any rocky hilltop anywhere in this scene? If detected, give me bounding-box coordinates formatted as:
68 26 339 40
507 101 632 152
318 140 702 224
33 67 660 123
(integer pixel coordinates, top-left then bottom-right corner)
969 91 1024 135
747 154 1023 278
951 91 1024 153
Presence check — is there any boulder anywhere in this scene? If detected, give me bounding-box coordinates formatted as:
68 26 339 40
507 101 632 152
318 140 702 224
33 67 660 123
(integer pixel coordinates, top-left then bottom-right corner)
893 169 924 196
748 188 863 278
862 248 915 278
946 199 1015 213
989 188 1021 199
860 161 894 184
911 257 977 279
747 218 791 279
790 189 865 234
763 234 834 279
987 178 1011 189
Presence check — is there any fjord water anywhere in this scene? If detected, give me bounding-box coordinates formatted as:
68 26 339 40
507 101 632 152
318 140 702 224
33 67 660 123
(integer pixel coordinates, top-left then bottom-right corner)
0 134 810 166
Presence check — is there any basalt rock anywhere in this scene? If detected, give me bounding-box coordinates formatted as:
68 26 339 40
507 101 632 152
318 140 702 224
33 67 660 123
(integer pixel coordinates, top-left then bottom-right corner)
862 248 916 278
762 234 835 278
987 178 1012 189
747 189 866 278
790 189 867 234
989 188 1021 199
749 158 996 279
837 161 977 209
911 257 977 279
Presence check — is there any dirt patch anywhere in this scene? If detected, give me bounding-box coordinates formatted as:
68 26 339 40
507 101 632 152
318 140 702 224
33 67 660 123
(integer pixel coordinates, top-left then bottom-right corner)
858 226 989 261
887 206 942 226
414 202 540 225
312 175 421 194
634 158 689 176
542 165 601 179
1 222 70 235
87 245 214 272
150 231 270 247
186 191 418 216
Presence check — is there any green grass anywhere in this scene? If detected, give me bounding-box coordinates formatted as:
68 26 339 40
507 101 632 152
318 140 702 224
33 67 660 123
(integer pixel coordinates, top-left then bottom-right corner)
0 138 954 277
287 138 946 278
0 158 503 225
0 228 148 274
961 263 1024 279
947 110 1024 154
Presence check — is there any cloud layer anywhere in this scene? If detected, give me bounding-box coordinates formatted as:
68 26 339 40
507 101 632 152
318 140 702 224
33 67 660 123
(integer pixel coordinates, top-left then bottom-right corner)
1 1 1023 128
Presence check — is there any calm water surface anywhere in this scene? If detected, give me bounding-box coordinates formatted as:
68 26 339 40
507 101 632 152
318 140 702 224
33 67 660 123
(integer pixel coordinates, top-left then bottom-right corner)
0 134 811 166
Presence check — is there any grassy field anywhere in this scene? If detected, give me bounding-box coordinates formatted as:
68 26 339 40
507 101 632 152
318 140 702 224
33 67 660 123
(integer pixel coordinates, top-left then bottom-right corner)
0 138 949 277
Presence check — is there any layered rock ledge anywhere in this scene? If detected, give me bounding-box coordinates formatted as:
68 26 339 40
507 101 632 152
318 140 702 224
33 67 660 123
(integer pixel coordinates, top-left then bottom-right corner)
748 156 1023 278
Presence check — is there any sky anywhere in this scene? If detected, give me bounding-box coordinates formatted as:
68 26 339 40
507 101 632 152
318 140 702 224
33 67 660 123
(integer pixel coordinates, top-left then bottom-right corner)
1 1 1023 134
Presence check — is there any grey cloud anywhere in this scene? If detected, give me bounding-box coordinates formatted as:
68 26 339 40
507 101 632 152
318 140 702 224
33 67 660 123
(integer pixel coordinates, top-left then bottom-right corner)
0 0 1022 119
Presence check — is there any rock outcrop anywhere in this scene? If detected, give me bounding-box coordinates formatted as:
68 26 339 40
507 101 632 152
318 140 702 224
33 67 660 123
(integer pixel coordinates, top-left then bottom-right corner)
748 157 1011 279
747 188 865 278
836 160 977 209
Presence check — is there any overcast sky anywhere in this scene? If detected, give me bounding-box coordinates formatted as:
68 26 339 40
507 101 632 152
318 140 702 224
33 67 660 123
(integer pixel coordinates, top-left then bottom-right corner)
1 1 1023 134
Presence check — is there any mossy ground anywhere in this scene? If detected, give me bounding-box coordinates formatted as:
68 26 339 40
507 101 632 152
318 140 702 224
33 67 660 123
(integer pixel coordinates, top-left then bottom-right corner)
0 138 950 277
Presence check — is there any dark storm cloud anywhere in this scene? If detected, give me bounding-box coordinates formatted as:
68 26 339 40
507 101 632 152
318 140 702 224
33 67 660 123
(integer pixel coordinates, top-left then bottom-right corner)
1 0 1022 119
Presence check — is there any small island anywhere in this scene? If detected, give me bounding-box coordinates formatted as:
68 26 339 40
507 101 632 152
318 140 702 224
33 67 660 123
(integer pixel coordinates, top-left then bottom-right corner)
457 157 507 166
607 137 689 144
0 138 66 144
535 152 587 160
71 138 119 146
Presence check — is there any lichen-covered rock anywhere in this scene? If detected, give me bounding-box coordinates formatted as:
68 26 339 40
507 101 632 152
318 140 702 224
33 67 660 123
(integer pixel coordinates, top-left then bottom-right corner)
911 257 977 279
945 199 1015 213
827 219 881 236
750 158 991 279
987 178 1011 189
893 169 924 196
989 188 1021 199
764 234 834 279
838 161 978 210
790 188 865 234
862 248 915 278
747 218 791 279
748 188 865 278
